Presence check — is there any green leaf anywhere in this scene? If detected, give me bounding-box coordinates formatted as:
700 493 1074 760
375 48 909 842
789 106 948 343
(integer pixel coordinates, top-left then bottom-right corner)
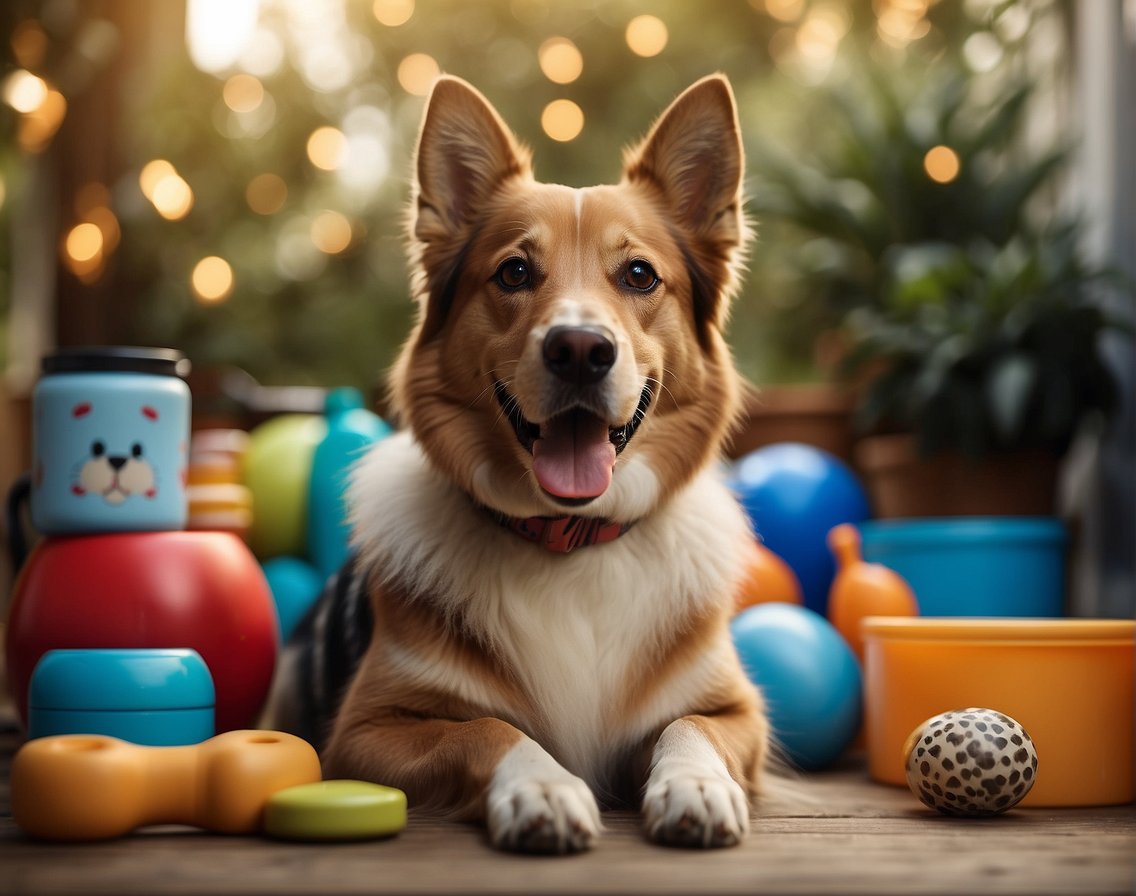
986 353 1038 443
985 147 1069 241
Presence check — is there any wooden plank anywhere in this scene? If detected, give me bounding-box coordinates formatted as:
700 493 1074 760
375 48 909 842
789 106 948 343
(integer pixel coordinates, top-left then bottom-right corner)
2 785 1133 896
1 717 1133 896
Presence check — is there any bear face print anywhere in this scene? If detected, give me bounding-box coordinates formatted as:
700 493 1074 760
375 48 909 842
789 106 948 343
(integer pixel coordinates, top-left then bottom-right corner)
68 402 159 506
29 370 189 535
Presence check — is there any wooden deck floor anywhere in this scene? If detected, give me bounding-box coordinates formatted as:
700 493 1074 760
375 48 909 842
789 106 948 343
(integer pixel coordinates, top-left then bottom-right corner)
1 714 1133 896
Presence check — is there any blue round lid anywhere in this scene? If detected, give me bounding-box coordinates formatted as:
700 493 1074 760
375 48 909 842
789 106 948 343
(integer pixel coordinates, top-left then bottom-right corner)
29 648 215 711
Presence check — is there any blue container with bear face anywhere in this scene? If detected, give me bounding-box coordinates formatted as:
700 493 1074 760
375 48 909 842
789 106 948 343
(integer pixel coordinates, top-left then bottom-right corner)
30 347 191 535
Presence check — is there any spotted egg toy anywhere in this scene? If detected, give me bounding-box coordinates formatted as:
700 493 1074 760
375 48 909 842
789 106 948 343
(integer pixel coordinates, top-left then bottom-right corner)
903 707 1038 816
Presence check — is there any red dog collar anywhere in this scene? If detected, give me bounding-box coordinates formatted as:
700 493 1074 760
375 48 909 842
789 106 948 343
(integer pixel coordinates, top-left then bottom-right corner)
493 511 633 554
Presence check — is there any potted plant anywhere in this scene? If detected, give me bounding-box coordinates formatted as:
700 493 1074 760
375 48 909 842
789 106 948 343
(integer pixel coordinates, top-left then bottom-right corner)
845 230 1126 516
745 51 1130 516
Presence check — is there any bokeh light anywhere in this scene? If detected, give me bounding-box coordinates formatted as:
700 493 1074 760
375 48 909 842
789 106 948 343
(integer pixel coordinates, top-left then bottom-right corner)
186 0 259 73
140 159 195 220
223 74 265 113
246 172 288 215
16 88 67 153
3 68 67 152
791 6 851 82
62 218 108 284
875 0 932 48
340 105 392 193
85 206 122 255
307 126 347 171
310 210 354 254
239 27 286 78
65 223 103 265
192 256 234 304
10 19 49 68
3 69 48 113
140 160 176 199
923 145 961 183
625 15 668 58
539 37 584 85
963 31 1004 73
397 53 440 96
541 99 584 142
995 5 1030 43
374 0 415 27
276 216 327 281
759 0 805 23
150 172 195 220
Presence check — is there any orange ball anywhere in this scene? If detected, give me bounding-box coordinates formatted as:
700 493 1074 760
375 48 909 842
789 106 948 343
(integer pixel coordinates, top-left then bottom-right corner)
734 539 804 613
827 523 918 662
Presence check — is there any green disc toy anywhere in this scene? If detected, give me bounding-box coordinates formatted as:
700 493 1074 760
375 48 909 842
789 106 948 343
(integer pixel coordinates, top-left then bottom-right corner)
264 780 407 841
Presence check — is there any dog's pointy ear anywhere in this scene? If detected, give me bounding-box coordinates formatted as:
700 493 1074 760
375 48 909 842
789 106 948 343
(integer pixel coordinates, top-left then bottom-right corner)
624 74 744 242
623 75 747 336
412 76 531 244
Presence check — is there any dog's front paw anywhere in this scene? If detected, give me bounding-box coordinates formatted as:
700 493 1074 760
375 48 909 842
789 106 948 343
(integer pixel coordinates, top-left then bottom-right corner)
487 776 600 854
487 739 601 854
643 765 750 849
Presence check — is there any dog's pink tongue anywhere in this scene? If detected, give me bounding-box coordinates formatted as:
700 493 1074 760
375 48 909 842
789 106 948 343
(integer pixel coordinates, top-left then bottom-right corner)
533 411 615 500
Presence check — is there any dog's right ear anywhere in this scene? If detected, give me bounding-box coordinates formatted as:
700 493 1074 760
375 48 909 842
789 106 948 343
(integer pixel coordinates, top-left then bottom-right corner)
408 77 530 343
412 76 531 245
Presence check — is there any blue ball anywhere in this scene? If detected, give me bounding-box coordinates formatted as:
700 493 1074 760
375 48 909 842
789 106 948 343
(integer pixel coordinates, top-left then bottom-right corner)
728 442 870 615
731 602 862 770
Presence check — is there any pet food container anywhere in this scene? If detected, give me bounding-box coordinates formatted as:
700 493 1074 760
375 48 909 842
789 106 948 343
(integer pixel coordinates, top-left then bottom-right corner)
862 617 1135 807
859 518 1067 616
29 346 191 535
28 648 215 746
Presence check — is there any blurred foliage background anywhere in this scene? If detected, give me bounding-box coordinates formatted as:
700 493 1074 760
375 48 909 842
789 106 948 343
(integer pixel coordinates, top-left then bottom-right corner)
0 0 1121 405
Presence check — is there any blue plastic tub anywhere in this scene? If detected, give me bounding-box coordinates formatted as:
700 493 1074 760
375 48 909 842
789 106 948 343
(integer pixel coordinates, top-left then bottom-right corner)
859 517 1067 617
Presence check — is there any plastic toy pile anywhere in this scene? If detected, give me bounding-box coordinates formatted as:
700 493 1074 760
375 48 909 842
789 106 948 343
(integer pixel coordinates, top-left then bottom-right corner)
5 347 404 842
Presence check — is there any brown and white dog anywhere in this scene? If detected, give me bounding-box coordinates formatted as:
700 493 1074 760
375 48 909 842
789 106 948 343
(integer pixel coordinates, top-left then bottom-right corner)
268 74 769 853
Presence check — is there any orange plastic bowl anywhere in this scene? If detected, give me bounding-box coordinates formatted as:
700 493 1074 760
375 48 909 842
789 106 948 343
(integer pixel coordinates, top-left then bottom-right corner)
862 617 1135 807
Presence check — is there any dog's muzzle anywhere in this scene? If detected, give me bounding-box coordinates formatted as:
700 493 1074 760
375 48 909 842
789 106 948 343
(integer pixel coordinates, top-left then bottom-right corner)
494 326 653 504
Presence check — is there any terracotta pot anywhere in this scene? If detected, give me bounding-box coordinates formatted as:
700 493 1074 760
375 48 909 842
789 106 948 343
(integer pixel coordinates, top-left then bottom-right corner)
854 433 1060 518
728 385 856 463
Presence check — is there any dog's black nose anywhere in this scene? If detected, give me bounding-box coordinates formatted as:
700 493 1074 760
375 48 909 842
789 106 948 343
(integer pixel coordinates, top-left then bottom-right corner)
108 456 128 471
543 326 616 385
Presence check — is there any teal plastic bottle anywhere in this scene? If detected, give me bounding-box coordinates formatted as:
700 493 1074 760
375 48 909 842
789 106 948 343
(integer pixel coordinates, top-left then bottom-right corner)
306 388 391 579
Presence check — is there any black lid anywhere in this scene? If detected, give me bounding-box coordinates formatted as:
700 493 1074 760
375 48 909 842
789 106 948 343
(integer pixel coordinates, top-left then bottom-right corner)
41 346 191 379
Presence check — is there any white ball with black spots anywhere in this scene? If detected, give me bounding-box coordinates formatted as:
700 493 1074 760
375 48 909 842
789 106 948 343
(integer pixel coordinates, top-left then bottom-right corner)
904 707 1038 816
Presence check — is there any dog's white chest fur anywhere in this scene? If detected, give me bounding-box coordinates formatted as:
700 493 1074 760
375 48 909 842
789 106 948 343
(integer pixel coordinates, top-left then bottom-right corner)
350 432 753 788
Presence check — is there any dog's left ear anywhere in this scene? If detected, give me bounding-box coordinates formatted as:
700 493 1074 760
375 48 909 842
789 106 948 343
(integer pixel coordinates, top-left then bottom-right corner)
623 75 746 334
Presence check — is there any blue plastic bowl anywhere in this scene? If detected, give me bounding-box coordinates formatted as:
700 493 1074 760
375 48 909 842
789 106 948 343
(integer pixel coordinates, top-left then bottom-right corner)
859 517 1067 617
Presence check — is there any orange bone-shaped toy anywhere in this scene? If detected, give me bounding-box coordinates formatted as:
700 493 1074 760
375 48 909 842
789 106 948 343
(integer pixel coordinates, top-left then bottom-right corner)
11 730 321 841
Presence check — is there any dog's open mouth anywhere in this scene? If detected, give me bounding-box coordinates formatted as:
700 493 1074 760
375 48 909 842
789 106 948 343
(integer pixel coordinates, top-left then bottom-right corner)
494 382 653 503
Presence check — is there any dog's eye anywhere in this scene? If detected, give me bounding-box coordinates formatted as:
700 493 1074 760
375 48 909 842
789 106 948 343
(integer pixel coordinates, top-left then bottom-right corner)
91 440 106 457
131 443 144 458
623 260 659 292
494 258 530 291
